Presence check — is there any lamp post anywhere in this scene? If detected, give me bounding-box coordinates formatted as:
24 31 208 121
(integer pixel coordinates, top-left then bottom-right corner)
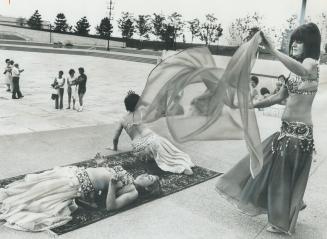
49 24 52 44
299 0 307 25
107 0 114 51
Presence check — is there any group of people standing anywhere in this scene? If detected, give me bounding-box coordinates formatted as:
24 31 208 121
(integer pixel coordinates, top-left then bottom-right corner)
250 74 287 104
3 58 24 99
0 22 322 236
51 67 87 111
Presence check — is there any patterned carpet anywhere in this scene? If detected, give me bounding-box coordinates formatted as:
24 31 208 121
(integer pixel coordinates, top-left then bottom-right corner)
0 151 221 235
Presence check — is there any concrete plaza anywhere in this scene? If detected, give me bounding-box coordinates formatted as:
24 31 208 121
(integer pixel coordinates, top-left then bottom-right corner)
0 48 327 239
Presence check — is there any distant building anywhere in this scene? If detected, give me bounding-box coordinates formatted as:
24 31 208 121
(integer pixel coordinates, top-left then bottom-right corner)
0 15 50 29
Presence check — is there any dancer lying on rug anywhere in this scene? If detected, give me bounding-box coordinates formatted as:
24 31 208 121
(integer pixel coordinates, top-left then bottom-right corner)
109 91 195 175
0 165 161 232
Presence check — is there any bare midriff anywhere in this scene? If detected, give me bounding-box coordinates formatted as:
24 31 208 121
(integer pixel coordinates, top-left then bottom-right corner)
86 167 110 191
281 94 315 125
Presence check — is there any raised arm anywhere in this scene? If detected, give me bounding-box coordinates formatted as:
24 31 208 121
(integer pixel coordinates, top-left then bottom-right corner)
270 50 316 77
253 85 288 109
260 32 317 77
113 122 124 151
106 179 138 211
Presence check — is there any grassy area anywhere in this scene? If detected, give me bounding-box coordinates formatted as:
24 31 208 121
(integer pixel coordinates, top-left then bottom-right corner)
0 33 25 40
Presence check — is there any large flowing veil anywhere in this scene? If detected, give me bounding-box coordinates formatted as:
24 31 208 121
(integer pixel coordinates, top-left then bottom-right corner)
137 32 263 178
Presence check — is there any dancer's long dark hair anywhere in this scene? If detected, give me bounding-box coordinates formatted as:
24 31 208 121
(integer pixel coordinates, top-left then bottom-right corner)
289 23 321 62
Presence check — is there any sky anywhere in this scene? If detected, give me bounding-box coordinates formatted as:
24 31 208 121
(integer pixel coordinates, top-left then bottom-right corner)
0 0 326 43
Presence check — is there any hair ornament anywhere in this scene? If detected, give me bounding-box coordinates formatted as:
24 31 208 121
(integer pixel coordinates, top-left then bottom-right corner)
127 90 135 95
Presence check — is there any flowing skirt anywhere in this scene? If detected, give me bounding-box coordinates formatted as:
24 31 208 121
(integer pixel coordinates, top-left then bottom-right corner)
216 121 314 235
0 166 81 232
132 133 195 174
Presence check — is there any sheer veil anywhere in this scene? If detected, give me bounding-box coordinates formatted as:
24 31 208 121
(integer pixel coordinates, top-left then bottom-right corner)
137 32 263 178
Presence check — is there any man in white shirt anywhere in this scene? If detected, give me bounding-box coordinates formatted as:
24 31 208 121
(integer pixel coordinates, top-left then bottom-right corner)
11 63 24 99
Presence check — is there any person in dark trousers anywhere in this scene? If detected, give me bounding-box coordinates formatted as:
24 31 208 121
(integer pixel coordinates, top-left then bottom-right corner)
51 79 59 109
11 63 24 99
76 67 87 112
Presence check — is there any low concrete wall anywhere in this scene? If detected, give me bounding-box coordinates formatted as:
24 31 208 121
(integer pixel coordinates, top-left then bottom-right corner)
0 24 124 47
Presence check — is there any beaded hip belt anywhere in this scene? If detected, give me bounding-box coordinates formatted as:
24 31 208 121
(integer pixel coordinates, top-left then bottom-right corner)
75 168 96 201
279 121 313 141
132 133 159 154
272 121 314 153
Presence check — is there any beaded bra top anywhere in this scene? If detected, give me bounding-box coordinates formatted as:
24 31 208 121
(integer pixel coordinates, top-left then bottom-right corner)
75 166 133 202
105 166 134 187
285 67 319 96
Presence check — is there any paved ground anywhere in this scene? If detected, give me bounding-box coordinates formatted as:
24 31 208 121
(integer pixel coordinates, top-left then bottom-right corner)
0 48 327 239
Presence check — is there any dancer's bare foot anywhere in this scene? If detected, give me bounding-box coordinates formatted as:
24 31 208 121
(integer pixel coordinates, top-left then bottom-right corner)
183 168 193 175
266 226 283 234
300 202 307 211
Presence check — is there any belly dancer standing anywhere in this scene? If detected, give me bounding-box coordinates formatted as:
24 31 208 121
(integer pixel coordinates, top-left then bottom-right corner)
216 23 321 235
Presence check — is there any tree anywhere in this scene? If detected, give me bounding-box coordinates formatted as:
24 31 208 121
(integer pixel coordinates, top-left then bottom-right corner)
280 14 298 53
135 15 152 40
228 12 264 45
167 12 185 42
117 12 135 39
96 17 113 38
54 13 69 33
68 25 74 33
151 13 165 40
199 14 223 46
74 16 91 36
160 24 175 49
188 18 200 42
27 10 42 30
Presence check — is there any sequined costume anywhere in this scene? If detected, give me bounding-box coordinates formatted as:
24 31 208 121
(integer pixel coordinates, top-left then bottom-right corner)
0 166 132 232
123 111 194 174
285 72 318 96
216 70 318 235
131 132 194 174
